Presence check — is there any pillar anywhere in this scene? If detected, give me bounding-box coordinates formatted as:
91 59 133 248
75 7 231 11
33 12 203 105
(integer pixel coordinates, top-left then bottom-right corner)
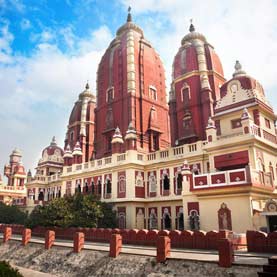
22 228 31 246
3 227 12 243
45 230 55 250
218 238 234 267
156 236 171 263
73 232 84 253
109 234 122 258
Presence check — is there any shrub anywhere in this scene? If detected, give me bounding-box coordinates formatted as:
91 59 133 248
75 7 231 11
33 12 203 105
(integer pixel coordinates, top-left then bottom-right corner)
0 261 23 277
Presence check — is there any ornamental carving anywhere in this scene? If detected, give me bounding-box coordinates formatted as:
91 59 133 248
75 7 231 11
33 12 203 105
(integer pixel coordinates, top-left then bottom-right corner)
218 203 232 230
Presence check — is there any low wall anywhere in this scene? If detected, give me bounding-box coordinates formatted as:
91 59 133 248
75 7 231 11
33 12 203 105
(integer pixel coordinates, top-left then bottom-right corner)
246 230 277 253
0 224 246 251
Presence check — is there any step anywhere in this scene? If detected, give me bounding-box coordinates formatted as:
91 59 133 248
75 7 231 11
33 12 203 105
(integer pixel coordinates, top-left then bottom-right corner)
258 272 277 277
269 256 277 266
263 265 277 273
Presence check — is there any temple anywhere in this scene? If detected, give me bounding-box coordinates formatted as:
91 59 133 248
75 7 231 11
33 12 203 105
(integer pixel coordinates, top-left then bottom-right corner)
0 149 27 205
19 11 277 233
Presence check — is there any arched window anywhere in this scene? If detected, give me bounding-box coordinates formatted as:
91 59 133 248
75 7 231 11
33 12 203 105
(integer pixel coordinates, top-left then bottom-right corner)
269 162 274 180
106 179 112 194
91 181 95 194
38 189 44 201
149 172 156 193
85 181 89 193
177 173 183 190
97 179 101 195
162 170 170 191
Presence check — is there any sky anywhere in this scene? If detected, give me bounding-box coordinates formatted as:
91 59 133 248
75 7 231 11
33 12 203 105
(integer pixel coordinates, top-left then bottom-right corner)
0 0 277 179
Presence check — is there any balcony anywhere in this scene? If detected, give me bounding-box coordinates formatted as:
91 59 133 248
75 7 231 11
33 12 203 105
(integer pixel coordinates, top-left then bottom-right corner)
191 167 274 191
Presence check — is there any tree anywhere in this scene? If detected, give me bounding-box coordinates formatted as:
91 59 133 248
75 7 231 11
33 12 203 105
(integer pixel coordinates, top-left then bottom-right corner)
26 193 117 229
0 203 27 225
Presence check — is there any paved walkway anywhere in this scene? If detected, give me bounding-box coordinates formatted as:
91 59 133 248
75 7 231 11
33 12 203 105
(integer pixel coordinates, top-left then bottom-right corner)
0 234 270 266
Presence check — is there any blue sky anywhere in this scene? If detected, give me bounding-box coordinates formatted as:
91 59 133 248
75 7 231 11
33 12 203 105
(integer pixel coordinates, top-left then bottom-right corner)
0 0 277 178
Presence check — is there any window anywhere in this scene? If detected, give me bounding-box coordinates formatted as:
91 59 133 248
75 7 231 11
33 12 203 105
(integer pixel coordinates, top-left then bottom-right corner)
97 180 101 195
107 136 112 152
153 133 159 151
91 181 95 194
177 173 183 190
106 179 112 194
163 174 170 191
149 86 157 100
149 172 156 193
106 88 114 103
265 118 271 129
181 87 190 105
231 118 242 129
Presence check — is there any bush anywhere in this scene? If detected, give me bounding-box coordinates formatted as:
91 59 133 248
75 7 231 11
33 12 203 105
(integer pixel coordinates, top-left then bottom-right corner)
0 261 23 277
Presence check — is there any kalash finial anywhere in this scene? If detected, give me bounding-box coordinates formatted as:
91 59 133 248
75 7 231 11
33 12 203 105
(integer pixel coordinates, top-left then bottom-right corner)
127 6 132 22
85 81 89 90
189 18 195 32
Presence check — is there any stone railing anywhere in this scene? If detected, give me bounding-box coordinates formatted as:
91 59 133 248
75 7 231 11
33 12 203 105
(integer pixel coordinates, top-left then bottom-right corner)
63 141 205 177
0 185 26 193
192 167 274 191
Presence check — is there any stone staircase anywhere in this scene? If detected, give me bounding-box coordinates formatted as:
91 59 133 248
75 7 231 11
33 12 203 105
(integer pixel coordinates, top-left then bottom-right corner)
258 256 277 276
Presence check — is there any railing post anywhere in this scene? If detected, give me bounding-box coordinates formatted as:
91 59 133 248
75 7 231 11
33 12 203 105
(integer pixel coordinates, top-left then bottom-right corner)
3 227 12 243
45 230 55 250
73 232 84 253
218 238 234 267
109 234 122 258
156 236 171 263
22 228 31 246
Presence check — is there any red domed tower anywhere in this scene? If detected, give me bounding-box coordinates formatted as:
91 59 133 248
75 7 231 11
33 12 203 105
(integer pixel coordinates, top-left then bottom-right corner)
64 83 96 162
94 8 170 158
169 22 225 146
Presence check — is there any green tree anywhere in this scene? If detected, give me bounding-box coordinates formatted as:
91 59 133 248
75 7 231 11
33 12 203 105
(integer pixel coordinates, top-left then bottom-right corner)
26 193 116 228
0 203 27 225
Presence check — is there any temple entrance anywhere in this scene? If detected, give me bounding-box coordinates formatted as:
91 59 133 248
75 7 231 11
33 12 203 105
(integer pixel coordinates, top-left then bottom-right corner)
268 216 277 232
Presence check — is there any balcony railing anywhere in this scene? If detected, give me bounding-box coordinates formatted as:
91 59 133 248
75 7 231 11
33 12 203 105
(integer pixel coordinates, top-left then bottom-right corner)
192 167 274 191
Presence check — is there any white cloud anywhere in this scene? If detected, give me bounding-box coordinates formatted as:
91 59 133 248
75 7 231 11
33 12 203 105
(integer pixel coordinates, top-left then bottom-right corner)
20 18 31 30
0 24 113 173
120 0 277 110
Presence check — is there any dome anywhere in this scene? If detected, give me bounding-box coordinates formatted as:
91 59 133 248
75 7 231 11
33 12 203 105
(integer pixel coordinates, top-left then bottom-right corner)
11 148 22 157
172 22 224 80
39 136 64 165
220 61 265 98
216 61 271 110
69 83 96 125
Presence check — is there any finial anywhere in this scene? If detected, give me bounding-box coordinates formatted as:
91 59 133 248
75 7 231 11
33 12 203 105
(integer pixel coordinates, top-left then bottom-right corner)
235 60 242 71
85 81 89 90
127 6 132 22
51 136 57 145
189 18 195 32
233 60 246 77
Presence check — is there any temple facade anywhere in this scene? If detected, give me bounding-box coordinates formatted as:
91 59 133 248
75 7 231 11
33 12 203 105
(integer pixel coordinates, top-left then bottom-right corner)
24 11 277 233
